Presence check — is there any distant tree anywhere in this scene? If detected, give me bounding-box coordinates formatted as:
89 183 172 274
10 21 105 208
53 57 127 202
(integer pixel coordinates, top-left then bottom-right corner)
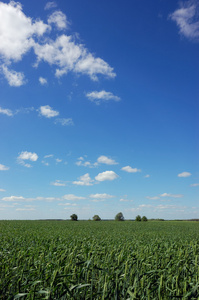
135 215 141 221
70 214 78 221
115 212 124 221
93 215 101 221
141 216 148 222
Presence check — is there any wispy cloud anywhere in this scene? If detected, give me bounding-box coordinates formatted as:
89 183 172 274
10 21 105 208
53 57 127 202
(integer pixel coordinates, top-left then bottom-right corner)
44 2 57 10
0 107 13 116
54 118 74 126
190 183 199 187
86 90 120 104
51 180 67 186
62 194 85 201
169 0 199 41
160 193 183 198
0 164 10 171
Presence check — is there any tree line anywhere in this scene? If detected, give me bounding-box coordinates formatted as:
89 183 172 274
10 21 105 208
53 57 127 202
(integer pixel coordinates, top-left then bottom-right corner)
70 213 148 221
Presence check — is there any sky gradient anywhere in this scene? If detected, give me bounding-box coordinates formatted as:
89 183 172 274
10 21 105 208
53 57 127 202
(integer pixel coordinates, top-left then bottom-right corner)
0 0 198 220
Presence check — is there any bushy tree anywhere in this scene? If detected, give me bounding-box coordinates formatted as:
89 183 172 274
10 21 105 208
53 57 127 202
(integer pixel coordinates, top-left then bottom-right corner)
93 215 101 221
141 216 148 222
135 215 141 221
115 212 124 221
70 214 78 221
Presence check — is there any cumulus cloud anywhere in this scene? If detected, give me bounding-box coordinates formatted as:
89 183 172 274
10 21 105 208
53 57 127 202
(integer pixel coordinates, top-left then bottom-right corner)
121 166 141 173
86 90 120 104
169 0 199 41
62 194 85 201
2 66 26 86
178 171 191 177
54 118 74 126
0 107 13 116
17 151 38 167
0 164 10 171
0 1 49 68
48 11 68 30
39 77 47 85
160 193 183 198
39 105 59 118
0 1 115 85
0 189 6 192
2 195 25 201
73 173 94 186
97 155 118 165
95 170 118 182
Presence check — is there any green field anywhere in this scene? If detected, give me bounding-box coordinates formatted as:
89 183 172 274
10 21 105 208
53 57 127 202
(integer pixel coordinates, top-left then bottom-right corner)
0 220 199 299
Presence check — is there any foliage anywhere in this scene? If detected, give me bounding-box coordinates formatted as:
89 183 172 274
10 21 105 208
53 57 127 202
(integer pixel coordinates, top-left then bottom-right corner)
135 214 141 221
141 215 148 222
115 212 124 221
70 213 78 221
0 220 199 299
92 215 101 221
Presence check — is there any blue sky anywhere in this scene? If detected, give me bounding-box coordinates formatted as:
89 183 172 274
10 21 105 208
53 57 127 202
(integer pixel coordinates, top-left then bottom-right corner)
0 0 198 220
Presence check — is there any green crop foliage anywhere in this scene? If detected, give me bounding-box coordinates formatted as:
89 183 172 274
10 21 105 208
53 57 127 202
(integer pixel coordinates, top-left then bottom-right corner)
0 220 199 299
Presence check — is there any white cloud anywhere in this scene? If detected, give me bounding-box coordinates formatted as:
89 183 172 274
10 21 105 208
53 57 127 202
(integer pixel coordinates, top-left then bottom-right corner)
2 196 25 201
44 2 57 10
73 173 94 186
39 77 47 85
121 166 141 173
51 180 66 186
55 158 62 163
39 105 59 118
0 164 9 171
95 171 118 182
16 207 35 211
2 66 26 86
144 174 150 178
18 151 38 161
160 193 183 198
59 203 77 206
169 1 199 41
146 196 160 200
54 118 74 126
42 161 49 166
48 11 68 30
97 155 118 165
0 1 49 62
0 189 6 192
190 183 199 187
86 90 120 104
178 171 191 177
0 2 115 84
44 154 54 158
89 193 114 199
62 194 85 201
34 35 115 80
0 107 13 116
17 151 38 167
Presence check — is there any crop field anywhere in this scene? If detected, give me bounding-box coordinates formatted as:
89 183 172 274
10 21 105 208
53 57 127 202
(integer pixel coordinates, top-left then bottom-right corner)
0 220 199 299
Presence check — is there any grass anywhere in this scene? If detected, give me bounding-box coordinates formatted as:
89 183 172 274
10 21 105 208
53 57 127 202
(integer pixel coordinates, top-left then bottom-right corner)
0 220 199 299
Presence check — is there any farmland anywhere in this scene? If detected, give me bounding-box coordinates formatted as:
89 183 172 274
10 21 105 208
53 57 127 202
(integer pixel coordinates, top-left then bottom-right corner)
0 220 199 299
